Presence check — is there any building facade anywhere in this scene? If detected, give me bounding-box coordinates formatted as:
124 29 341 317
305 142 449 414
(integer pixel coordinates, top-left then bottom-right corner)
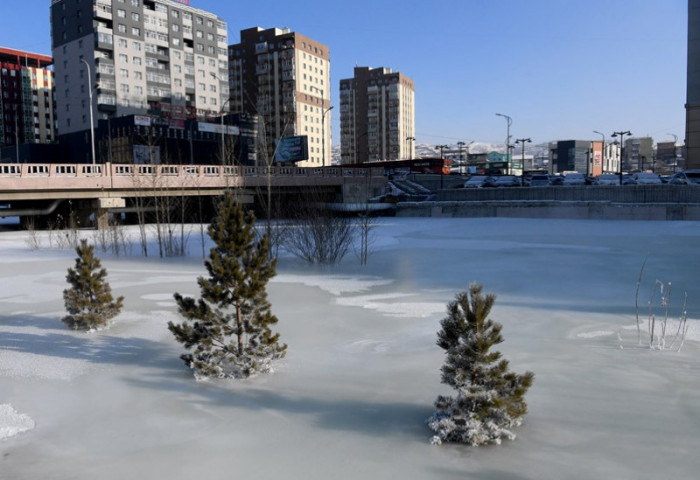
687 0 700 169
0 47 56 151
50 0 228 162
228 27 330 167
623 137 654 171
339 66 415 165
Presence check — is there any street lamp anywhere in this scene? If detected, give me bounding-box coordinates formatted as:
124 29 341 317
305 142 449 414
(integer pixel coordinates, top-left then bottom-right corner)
515 138 531 174
80 58 96 164
436 144 448 189
495 113 512 174
322 105 334 167
668 133 678 172
210 72 231 164
611 130 632 183
219 98 232 164
593 130 605 173
406 136 415 159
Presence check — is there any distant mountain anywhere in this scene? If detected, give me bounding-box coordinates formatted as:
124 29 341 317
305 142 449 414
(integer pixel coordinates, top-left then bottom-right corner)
330 142 550 164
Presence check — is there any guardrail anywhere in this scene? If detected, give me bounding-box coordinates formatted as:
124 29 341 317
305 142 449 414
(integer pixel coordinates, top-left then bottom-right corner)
439 185 700 204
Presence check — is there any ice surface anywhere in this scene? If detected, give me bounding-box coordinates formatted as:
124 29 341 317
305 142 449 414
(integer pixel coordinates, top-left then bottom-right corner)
0 404 34 439
1 218 700 480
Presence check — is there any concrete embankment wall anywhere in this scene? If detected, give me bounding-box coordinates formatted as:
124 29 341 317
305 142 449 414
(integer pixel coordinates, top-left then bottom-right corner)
393 183 700 220
395 201 700 220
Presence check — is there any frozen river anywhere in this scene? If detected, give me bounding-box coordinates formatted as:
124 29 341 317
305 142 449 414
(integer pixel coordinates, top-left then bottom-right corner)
1 217 699 479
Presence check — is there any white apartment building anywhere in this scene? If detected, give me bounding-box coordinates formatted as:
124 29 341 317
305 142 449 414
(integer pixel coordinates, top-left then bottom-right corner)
50 0 228 142
228 27 331 167
340 66 415 165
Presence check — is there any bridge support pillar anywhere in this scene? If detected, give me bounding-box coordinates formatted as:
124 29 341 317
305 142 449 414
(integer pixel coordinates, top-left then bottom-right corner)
94 198 126 230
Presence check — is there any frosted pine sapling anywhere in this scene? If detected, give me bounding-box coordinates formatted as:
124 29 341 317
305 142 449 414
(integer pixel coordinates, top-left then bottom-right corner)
168 194 286 379
427 283 534 446
62 239 124 331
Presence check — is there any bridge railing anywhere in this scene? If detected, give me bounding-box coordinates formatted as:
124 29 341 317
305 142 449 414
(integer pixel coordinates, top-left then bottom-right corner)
0 163 385 193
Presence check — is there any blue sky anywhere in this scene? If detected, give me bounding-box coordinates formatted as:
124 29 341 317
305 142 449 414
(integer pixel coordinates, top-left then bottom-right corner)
1 0 688 146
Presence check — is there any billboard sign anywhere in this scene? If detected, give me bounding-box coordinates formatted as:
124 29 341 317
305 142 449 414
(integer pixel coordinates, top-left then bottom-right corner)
134 115 152 126
198 122 240 135
274 136 309 163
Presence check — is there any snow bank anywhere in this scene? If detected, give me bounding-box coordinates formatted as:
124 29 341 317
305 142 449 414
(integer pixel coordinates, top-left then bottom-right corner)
0 404 34 439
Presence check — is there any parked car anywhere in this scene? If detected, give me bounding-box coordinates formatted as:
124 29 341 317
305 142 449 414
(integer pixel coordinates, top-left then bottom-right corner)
491 175 521 187
562 173 586 186
596 173 621 186
528 174 550 187
632 172 662 185
549 174 564 186
463 175 493 188
621 174 636 185
669 169 700 186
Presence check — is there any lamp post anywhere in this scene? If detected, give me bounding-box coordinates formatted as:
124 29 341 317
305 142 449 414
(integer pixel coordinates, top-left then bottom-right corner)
406 136 415 159
668 133 678 172
495 113 512 174
515 138 531 175
80 58 96 164
593 130 605 173
611 130 631 183
219 97 232 164
436 144 448 189
322 105 334 167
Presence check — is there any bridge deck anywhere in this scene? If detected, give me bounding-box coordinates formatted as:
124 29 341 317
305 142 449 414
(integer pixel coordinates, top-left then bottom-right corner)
0 163 386 201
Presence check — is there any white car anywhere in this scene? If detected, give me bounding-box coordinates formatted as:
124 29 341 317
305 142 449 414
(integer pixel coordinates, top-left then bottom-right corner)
463 175 493 188
562 173 586 186
596 174 620 186
632 172 662 185
669 170 700 186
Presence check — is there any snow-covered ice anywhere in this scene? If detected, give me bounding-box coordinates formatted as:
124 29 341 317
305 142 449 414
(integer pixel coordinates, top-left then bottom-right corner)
1 217 699 479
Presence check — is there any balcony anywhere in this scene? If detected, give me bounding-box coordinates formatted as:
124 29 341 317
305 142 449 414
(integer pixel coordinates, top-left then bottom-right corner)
93 2 112 20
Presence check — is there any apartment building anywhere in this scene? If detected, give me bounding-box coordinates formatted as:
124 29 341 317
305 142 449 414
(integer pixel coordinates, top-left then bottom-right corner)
0 47 56 149
228 27 331 167
687 0 700 169
50 0 228 162
339 66 415 165
624 137 654 171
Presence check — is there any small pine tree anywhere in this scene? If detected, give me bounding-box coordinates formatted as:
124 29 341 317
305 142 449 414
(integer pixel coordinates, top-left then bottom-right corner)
62 239 124 331
168 194 286 379
427 283 534 446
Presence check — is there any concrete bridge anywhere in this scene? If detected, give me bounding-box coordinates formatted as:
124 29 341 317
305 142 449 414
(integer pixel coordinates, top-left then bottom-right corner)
0 163 387 227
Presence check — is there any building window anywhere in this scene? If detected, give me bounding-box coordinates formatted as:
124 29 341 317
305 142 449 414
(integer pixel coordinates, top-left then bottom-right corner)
119 39 128 48
118 24 126 33
131 0 139 6
117 9 125 18
132 13 139 22
133 41 141 51
132 27 140 36
120 69 129 78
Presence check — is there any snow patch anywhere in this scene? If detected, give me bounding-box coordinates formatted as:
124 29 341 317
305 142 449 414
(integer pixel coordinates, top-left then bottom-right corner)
576 330 616 339
335 293 445 318
0 404 34 439
273 274 393 296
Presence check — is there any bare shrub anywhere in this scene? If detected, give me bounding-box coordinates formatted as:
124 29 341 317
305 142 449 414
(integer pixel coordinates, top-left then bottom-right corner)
282 190 355 265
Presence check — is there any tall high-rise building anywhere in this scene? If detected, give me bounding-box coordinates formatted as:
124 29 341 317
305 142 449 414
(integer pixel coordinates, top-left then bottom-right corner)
228 27 331 167
339 66 415 165
0 47 56 148
50 0 228 161
687 0 700 169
